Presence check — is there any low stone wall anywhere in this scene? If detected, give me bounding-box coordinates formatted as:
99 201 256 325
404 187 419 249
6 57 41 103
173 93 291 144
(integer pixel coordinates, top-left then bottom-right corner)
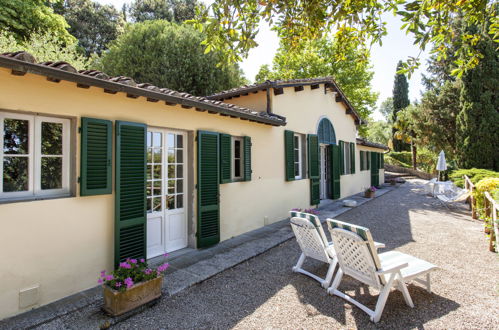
384 164 435 180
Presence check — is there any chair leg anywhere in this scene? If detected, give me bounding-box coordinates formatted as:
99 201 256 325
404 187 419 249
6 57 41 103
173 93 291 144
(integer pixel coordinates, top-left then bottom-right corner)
396 273 414 308
322 259 337 288
327 268 343 295
292 253 305 272
426 273 431 293
372 272 397 323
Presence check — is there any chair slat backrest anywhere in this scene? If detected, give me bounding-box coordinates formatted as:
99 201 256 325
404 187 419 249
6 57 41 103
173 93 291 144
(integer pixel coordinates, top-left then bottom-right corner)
290 211 328 246
290 217 330 263
327 219 385 286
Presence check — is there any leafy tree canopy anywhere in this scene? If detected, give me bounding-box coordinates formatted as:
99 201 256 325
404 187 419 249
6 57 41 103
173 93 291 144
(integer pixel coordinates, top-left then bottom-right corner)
98 20 247 96
0 30 91 70
378 97 394 123
392 60 410 151
365 120 391 146
53 0 125 56
127 0 199 23
254 36 378 127
0 0 74 43
190 0 497 76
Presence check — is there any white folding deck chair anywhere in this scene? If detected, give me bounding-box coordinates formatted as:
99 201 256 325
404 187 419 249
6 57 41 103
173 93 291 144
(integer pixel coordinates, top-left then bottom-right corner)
289 211 385 288
326 219 437 323
289 211 337 288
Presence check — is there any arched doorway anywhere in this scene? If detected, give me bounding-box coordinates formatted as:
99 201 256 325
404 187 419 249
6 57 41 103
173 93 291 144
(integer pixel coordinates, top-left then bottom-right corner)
317 118 340 200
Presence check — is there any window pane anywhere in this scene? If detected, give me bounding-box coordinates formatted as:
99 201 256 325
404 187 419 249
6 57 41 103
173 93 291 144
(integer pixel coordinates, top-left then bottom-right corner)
168 134 175 148
235 159 241 177
147 132 152 148
153 132 162 147
176 179 183 193
153 165 162 179
153 197 162 212
153 148 162 163
176 135 183 148
3 118 29 154
168 165 174 178
153 180 162 196
146 181 152 197
294 163 299 176
168 179 174 194
168 149 175 164
176 149 183 163
41 157 62 189
167 195 174 210
234 140 240 158
147 198 152 213
176 164 183 178
176 194 183 208
41 122 62 155
147 165 152 180
147 149 152 163
3 157 29 192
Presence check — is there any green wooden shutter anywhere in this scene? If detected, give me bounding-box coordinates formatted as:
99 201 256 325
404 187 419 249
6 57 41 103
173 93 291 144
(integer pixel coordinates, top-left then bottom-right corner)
243 136 252 181
330 145 341 199
367 151 371 170
307 134 319 205
219 133 231 184
284 130 295 181
360 151 364 171
197 131 220 248
380 153 384 169
80 117 112 196
115 121 147 268
350 143 356 174
339 140 345 175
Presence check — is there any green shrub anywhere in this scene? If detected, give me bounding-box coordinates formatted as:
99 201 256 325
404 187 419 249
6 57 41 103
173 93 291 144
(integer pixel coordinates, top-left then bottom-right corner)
384 154 411 168
449 168 499 188
386 150 437 173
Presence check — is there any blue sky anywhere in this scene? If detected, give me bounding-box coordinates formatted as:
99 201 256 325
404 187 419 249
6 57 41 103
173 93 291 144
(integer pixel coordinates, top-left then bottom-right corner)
96 0 429 120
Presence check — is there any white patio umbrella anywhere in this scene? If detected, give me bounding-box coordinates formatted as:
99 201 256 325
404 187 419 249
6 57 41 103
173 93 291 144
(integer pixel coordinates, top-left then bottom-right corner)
436 150 447 181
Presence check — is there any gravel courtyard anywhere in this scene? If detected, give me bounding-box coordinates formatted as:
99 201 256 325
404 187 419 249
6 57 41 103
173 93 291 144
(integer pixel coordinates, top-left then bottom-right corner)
115 179 498 329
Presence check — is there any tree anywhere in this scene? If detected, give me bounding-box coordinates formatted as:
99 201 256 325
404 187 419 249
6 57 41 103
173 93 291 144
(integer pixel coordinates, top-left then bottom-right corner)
127 0 199 23
378 98 394 123
0 30 91 70
254 36 378 129
98 20 246 96
392 61 410 152
191 0 497 75
456 27 499 171
53 0 125 56
394 104 420 169
365 121 391 146
0 0 74 43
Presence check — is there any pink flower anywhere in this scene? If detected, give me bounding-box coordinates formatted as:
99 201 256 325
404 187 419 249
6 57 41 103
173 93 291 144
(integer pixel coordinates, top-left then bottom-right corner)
140 258 145 263
115 282 122 288
144 268 152 275
119 262 131 269
163 252 169 257
124 277 134 289
98 278 103 284
100 270 106 277
130 259 137 264
157 263 169 272
105 275 114 281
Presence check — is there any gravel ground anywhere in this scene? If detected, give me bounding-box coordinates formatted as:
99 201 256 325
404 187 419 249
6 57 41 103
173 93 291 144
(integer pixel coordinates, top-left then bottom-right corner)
112 179 498 329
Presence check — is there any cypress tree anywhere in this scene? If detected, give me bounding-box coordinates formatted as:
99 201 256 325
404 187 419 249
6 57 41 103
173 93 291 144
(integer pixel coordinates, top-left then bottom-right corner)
456 27 499 171
392 61 410 151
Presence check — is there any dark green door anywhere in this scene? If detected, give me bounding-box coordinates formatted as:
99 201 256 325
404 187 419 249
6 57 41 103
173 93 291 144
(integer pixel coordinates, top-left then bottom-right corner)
330 145 341 199
115 121 147 268
371 152 380 187
197 131 220 248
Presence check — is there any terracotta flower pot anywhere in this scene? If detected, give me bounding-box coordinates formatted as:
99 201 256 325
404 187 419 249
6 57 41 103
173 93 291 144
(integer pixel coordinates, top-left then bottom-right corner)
365 191 375 198
102 276 163 316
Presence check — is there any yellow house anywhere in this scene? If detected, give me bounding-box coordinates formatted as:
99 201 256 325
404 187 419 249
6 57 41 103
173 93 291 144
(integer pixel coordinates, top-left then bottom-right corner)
0 51 387 320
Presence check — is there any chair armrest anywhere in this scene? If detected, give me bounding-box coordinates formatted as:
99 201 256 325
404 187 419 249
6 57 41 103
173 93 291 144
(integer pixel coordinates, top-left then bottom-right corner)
373 241 385 249
376 262 408 275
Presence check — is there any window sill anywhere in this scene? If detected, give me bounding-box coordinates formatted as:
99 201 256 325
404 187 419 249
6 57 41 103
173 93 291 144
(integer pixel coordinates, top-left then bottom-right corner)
0 194 73 205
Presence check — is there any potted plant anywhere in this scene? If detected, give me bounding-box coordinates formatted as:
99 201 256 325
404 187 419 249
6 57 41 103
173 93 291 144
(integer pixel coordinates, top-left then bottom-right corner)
99 255 169 316
364 186 377 198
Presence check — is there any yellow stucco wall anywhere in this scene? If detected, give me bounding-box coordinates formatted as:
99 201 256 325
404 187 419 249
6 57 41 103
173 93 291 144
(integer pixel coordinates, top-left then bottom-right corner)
218 90 268 112
0 70 385 319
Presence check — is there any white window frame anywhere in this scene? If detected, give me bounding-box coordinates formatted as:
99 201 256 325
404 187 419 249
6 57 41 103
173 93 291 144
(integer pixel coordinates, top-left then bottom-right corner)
231 136 244 181
0 112 71 200
294 134 303 179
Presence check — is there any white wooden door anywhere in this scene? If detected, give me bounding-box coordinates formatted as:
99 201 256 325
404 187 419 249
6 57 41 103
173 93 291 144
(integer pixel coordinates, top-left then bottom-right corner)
320 145 327 199
146 129 187 258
